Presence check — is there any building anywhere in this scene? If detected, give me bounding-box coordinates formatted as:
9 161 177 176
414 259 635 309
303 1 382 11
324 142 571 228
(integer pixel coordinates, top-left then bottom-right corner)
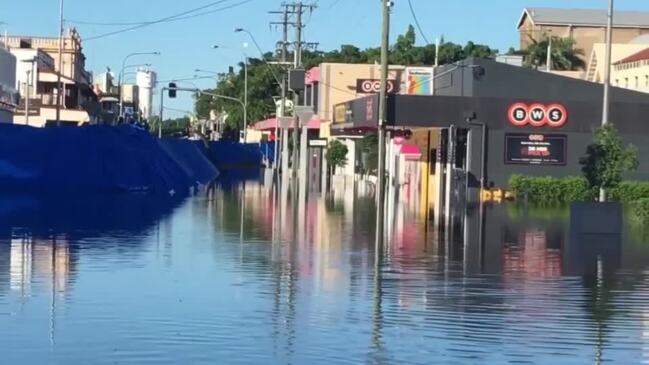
0 43 18 122
92 71 119 123
517 7 649 65
136 69 156 121
612 47 649 92
6 29 99 126
337 58 649 223
585 41 649 83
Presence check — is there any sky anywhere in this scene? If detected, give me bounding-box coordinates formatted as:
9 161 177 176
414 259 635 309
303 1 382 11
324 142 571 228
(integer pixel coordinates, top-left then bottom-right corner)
5 0 649 118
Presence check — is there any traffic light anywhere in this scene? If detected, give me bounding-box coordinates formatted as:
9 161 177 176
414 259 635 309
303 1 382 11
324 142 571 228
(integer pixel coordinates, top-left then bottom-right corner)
168 82 177 98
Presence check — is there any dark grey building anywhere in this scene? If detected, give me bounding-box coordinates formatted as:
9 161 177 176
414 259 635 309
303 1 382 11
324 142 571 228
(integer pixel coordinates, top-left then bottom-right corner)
335 58 649 195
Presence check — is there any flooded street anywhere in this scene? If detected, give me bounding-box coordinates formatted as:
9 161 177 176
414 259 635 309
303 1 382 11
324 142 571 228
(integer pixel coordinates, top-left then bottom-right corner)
2 179 649 364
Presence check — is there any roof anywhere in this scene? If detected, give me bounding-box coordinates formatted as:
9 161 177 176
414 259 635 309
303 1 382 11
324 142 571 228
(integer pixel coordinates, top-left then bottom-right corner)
615 47 649 64
518 7 649 29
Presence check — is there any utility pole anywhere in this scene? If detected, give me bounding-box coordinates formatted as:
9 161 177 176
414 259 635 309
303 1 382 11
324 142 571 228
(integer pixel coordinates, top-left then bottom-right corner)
270 6 291 176
601 0 614 202
55 0 64 126
546 30 553 72
375 0 391 248
291 1 303 181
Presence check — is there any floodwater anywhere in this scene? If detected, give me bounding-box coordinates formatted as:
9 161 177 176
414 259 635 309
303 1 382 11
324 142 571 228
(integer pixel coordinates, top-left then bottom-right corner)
2 177 649 364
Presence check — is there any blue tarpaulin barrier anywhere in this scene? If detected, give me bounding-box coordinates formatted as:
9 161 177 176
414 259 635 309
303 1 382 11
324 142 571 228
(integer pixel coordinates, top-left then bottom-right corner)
206 141 264 169
0 124 219 195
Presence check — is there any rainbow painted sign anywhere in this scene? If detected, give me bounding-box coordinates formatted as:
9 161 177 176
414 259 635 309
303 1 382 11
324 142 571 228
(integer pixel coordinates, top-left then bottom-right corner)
406 67 434 95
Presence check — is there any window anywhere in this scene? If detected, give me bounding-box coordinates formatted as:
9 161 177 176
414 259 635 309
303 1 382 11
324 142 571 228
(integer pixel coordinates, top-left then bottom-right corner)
636 76 639 89
645 75 648 87
625 78 629 88
615 79 619 86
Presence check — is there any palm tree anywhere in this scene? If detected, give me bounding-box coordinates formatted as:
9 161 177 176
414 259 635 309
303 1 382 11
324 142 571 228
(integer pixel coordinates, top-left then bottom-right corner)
523 36 585 71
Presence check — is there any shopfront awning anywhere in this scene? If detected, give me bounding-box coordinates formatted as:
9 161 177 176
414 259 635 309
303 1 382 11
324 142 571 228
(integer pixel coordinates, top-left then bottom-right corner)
254 116 320 131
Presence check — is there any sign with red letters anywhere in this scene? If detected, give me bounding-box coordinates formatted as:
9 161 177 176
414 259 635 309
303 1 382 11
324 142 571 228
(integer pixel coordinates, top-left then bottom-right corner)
508 103 567 128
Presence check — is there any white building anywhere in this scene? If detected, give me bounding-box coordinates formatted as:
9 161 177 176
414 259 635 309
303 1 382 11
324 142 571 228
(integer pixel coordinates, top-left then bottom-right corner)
136 69 156 121
0 44 18 122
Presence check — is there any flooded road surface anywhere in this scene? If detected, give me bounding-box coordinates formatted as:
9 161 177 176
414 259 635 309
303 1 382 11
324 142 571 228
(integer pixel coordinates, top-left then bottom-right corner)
2 179 649 364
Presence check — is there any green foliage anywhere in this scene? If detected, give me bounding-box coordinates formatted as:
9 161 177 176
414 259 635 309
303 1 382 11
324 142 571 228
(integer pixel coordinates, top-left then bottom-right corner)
610 181 649 202
509 175 594 205
194 25 498 134
148 116 191 137
194 57 280 131
580 124 639 192
325 140 349 170
630 198 649 222
522 36 585 70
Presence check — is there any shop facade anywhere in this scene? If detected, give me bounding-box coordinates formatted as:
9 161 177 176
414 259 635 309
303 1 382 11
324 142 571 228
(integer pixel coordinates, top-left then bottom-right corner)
334 58 649 221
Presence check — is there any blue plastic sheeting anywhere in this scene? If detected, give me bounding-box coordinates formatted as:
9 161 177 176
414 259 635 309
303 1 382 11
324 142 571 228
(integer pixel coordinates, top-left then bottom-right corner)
0 124 219 195
158 138 220 186
259 142 276 163
206 141 264 168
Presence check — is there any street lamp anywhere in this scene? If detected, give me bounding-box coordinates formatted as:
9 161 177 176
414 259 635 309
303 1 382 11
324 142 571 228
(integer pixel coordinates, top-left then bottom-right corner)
212 44 248 143
118 52 160 120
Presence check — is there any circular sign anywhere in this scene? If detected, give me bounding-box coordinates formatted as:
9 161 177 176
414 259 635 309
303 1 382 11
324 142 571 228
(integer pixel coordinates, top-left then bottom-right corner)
546 104 568 128
361 80 375 93
508 103 529 126
528 104 547 127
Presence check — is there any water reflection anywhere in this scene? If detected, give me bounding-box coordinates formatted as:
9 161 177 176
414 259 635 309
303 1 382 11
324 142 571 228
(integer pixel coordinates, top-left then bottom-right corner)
1 180 649 363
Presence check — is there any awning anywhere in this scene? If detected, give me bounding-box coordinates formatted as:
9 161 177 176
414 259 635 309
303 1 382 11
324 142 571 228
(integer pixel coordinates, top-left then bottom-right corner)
253 116 321 130
399 144 422 161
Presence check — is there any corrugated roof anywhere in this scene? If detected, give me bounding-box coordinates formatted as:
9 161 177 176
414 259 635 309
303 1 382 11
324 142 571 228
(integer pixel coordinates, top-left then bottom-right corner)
615 47 649 64
518 7 649 29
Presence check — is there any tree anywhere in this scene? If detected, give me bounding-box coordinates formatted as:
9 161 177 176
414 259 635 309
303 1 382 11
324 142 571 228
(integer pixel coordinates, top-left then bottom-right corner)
325 140 349 173
523 36 585 71
580 124 638 199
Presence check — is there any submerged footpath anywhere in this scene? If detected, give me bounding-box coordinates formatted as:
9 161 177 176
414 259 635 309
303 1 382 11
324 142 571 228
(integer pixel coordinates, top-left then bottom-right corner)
0 124 219 195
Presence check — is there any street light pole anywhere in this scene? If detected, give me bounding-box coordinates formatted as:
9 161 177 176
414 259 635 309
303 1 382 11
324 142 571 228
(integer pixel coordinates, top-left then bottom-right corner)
601 0 614 202
118 52 159 121
211 45 248 143
375 0 391 248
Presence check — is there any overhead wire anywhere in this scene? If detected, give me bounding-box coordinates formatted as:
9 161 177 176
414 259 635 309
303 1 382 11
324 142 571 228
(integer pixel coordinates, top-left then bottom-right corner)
407 0 431 45
82 0 252 41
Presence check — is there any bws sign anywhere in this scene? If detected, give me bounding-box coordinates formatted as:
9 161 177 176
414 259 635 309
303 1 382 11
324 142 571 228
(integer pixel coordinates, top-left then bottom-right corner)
508 103 567 128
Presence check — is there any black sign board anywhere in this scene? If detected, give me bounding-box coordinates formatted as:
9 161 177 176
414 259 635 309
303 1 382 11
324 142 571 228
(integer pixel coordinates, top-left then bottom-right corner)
505 133 567 165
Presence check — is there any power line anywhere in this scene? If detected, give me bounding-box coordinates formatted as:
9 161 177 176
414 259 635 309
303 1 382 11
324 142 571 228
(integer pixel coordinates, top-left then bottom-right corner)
407 0 431 45
83 0 249 41
70 0 254 26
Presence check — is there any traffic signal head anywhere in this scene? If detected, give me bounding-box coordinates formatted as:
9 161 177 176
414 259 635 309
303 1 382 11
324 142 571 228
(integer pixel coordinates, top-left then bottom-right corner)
169 82 177 98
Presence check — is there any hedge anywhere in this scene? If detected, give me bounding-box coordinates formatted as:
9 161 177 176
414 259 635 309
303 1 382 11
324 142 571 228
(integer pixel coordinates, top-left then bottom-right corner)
630 198 649 222
509 175 649 205
509 175 594 205
610 181 649 202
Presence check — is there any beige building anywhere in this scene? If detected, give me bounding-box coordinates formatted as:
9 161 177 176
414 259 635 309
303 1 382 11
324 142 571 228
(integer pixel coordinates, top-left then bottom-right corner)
585 42 649 83
611 48 649 93
6 29 98 126
518 7 649 66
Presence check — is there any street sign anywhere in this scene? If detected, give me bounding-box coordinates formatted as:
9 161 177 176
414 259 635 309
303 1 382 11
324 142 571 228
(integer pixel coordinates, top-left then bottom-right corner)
295 106 314 127
309 139 327 147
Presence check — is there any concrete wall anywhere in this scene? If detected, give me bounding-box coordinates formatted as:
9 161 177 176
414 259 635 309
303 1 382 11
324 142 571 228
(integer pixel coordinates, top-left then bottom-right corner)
613 62 649 92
